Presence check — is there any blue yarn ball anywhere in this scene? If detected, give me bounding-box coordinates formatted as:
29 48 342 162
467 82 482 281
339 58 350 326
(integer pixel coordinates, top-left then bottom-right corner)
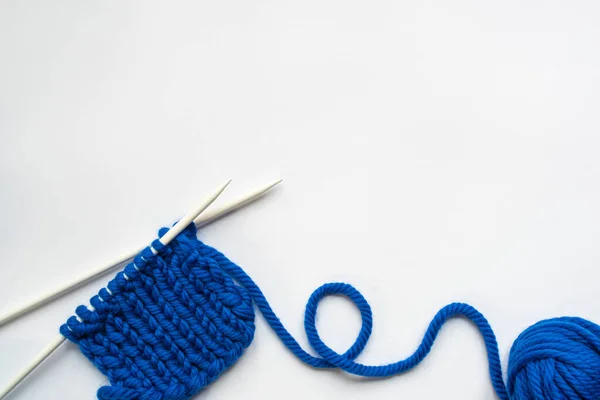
506 317 600 400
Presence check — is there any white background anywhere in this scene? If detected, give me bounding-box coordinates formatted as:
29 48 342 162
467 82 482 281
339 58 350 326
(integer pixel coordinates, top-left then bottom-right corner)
1 1 600 399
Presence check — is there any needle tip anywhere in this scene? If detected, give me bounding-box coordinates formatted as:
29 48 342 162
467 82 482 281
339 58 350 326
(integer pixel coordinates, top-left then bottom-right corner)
213 179 233 197
269 178 283 189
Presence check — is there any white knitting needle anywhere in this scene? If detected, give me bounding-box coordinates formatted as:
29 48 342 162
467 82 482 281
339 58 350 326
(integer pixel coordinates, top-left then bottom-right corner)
0 335 65 400
0 178 284 399
0 179 236 399
0 178 282 328
195 178 282 228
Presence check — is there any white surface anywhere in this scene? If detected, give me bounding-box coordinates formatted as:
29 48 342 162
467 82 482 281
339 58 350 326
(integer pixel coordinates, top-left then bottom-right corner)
1 1 600 399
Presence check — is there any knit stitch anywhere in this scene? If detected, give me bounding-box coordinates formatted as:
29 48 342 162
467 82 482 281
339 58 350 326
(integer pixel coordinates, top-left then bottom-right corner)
61 224 255 400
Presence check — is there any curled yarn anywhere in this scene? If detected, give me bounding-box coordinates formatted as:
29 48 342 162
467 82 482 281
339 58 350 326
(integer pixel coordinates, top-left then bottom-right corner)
63 225 600 399
209 243 600 400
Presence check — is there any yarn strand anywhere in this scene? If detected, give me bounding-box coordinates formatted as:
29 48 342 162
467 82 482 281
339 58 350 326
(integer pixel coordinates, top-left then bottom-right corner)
201 246 510 399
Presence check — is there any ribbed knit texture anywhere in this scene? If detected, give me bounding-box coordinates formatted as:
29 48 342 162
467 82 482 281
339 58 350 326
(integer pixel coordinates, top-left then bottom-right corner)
63 224 600 399
61 224 255 400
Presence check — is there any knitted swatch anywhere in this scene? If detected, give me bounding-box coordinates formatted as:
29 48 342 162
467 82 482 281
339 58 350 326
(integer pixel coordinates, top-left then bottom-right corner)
62 224 600 400
61 224 255 400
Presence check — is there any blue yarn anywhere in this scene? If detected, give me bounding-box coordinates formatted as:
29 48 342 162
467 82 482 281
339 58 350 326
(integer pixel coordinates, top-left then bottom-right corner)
507 317 600 399
62 224 600 399
61 225 255 400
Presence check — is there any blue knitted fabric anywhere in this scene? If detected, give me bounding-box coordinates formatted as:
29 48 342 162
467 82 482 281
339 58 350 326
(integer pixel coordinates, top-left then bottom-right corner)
61 224 255 400
63 224 600 400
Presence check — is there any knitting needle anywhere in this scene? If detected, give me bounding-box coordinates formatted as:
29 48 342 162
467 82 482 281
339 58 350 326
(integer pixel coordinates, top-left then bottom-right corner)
0 179 235 400
194 178 282 228
0 178 282 328
0 335 65 400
